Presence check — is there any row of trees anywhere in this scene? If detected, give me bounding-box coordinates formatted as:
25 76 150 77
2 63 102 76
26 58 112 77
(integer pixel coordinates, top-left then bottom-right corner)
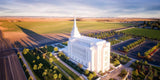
87 31 120 39
123 38 145 52
17 52 33 80
143 43 160 59
118 35 132 41
140 21 160 30
108 35 132 45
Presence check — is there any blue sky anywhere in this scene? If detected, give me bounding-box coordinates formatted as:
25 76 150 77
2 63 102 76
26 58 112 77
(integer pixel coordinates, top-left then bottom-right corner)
0 0 160 18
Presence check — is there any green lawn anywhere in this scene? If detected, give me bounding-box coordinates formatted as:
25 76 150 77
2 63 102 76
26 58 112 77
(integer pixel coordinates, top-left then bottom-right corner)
49 55 81 80
121 28 160 40
1 21 133 34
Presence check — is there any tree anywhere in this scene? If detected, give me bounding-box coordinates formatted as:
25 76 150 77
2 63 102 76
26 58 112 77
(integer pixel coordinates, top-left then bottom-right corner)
154 69 158 77
32 60 35 63
53 66 58 70
120 57 123 62
53 74 57 80
49 58 53 63
117 55 120 59
134 69 139 76
37 56 40 60
136 60 139 64
33 64 37 70
119 69 127 78
58 52 62 57
54 47 58 52
142 65 145 72
85 70 89 75
137 52 141 57
88 73 93 80
58 74 62 80
38 63 43 69
93 72 97 77
23 64 27 67
28 76 33 80
144 61 148 65
22 48 29 54
43 53 46 59
17 52 20 55
113 59 120 66
49 53 53 57
19 55 22 59
42 71 47 76
78 63 83 68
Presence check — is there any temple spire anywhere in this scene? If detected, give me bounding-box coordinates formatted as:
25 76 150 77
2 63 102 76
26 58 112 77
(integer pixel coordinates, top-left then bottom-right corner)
71 17 81 38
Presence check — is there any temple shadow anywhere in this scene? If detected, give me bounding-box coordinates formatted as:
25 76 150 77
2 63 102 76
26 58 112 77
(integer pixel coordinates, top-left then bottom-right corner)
16 25 68 48
0 30 17 55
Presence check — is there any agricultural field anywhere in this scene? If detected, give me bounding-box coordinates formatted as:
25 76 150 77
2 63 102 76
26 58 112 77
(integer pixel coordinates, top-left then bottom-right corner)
121 28 160 40
1 21 134 34
0 29 27 80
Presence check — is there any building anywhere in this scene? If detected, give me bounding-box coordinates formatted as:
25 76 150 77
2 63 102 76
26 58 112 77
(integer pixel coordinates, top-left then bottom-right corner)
64 17 110 73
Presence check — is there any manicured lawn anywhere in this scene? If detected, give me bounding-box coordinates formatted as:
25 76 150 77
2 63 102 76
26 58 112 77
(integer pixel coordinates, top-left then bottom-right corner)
22 48 69 80
48 54 81 80
1 21 133 34
121 28 160 40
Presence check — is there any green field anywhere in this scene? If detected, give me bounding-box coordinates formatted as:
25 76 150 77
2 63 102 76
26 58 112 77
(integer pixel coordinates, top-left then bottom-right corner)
1 21 133 34
121 28 160 40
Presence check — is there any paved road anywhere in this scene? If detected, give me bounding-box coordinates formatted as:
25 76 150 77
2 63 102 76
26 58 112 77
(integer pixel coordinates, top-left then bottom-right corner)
20 52 36 80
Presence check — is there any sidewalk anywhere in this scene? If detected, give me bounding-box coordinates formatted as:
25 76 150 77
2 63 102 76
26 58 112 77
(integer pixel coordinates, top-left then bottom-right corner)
20 52 36 80
45 55 74 80
55 55 85 80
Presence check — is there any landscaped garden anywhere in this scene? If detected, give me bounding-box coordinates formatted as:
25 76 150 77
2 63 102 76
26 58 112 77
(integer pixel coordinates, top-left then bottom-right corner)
110 52 131 66
57 51 98 80
130 60 160 80
22 46 70 80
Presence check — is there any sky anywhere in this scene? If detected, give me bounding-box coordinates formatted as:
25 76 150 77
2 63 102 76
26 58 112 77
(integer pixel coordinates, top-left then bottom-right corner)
0 0 160 18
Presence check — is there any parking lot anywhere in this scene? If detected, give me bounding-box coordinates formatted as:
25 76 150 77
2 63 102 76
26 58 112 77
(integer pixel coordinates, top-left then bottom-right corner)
111 38 160 66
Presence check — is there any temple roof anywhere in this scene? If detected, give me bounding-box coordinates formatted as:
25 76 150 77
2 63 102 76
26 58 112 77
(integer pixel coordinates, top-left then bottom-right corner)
71 17 81 38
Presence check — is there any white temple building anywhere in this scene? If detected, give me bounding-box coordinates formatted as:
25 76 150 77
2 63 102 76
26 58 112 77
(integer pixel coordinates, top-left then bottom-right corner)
63 17 110 73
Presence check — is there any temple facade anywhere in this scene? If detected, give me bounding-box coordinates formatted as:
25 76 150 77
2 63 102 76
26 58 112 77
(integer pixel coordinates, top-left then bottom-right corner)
64 18 110 73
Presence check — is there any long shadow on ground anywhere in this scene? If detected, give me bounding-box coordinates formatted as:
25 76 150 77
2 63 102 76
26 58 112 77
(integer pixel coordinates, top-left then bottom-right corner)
16 25 68 48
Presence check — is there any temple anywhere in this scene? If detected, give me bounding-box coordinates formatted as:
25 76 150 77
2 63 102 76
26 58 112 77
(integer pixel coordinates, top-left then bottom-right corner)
63 17 110 73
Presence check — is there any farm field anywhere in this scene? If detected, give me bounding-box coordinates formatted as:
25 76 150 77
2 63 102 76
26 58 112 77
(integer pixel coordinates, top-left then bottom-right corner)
0 18 134 49
1 21 133 34
0 54 27 80
121 28 160 40
0 29 27 80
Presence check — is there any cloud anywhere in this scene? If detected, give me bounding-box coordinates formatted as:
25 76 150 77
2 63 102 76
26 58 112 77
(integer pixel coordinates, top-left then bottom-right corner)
0 0 160 18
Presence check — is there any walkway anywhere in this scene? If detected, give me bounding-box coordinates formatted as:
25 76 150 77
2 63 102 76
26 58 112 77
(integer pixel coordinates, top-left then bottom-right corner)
101 58 136 80
45 56 74 80
55 55 85 80
20 52 36 80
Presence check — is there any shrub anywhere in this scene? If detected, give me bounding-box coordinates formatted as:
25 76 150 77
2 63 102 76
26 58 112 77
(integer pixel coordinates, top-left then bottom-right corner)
54 47 58 52
85 70 89 75
119 69 127 78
